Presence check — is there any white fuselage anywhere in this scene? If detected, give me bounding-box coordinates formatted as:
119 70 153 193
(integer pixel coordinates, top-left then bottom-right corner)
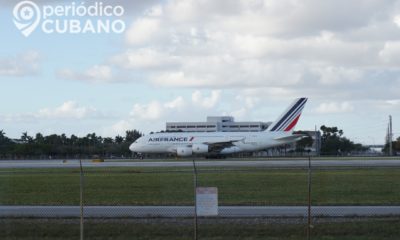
129 131 294 155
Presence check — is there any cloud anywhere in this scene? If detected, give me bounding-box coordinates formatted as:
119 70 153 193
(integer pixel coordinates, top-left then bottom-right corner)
110 48 180 69
0 51 40 77
56 0 400 104
128 96 186 121
109 0 163 15
373 99 400 111
125 18 162 45
103 89 323 135
4 0 399 144
191 90 220 108
37 101 98 119
104 90 226 134
0 0 161 15
229 107 247 119
386 99 400 106
160 0 394 37
105 96 186 136
164 96 185 109
130 101 164 120
0 101 102 122
0 0 55 7
310 66 363 85
110 120 135 136
379 41 400 65
235 95 259 109
54 0 400 101
57 65 113 83
72 1 396 92
151 71 218 88
315 102 355 114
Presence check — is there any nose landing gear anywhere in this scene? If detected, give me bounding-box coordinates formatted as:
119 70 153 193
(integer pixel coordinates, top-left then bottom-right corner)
133 152 144 160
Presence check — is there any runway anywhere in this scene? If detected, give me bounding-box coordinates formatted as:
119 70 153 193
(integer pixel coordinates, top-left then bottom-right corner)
1 159 400 169
1 206 400 218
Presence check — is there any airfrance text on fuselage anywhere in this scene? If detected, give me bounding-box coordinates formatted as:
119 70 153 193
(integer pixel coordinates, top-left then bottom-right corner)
149 137 190 142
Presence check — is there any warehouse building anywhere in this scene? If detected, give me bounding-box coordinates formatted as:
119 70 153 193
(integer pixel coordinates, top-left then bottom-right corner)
166 116 272 132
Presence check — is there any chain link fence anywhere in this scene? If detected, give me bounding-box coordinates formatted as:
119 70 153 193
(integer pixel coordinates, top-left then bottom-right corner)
1 157 400 239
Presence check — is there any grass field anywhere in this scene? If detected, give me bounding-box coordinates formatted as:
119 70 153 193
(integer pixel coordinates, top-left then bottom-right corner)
1 218 399 240
0 167 399 206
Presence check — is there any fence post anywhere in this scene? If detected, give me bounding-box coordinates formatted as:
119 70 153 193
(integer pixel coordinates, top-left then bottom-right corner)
79 159 84 240
307 155 312 240
192 158 198 240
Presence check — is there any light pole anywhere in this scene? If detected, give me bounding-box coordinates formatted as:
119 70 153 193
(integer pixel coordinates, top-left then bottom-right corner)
367 136 376 154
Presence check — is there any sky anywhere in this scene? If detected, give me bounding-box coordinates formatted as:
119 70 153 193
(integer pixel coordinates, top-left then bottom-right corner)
1 0 400 145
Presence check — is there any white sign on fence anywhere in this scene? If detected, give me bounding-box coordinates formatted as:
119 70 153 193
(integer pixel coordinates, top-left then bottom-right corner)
196 187 218 216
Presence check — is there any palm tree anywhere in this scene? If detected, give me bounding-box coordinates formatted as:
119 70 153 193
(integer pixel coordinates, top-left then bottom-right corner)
115 135 124 144
20 132 33 143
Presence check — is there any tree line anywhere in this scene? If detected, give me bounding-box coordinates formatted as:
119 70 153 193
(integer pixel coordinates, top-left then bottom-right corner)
294 126 371 155
383 137 400 155
0 125 392 159
318 125 370 155
0 130 142 159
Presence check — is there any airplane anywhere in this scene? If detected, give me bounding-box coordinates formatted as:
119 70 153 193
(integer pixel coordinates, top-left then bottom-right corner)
129 97 308 157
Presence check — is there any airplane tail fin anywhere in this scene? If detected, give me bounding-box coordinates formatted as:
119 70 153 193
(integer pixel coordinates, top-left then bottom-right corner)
268 98 308 132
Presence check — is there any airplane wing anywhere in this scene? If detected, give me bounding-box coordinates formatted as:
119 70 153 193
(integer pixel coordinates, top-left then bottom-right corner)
202 139 244 153
274 134 307 142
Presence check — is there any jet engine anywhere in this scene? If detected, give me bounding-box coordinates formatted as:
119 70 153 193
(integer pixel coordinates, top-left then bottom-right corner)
176 146 193 156
192 144 209 153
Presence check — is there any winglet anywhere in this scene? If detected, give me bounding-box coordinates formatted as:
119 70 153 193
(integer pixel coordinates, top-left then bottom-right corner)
269 98 308 132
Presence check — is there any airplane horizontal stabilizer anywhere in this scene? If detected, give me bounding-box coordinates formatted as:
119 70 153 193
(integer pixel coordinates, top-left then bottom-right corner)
274 134 307 142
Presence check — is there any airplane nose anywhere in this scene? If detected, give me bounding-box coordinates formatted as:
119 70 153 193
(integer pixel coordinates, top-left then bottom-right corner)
129 143 136 152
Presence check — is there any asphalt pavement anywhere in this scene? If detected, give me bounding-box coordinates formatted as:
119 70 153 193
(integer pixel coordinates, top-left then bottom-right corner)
1 205 399 218
0 159 400 168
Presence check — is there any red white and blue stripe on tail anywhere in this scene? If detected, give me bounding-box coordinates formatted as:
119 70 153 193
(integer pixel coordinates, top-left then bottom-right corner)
269 98 308 132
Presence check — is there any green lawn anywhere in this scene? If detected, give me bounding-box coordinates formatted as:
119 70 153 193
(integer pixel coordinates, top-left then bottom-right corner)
1 218 399 240
0 168 399 205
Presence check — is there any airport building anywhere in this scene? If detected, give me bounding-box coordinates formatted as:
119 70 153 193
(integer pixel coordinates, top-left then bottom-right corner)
166 116 272 132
